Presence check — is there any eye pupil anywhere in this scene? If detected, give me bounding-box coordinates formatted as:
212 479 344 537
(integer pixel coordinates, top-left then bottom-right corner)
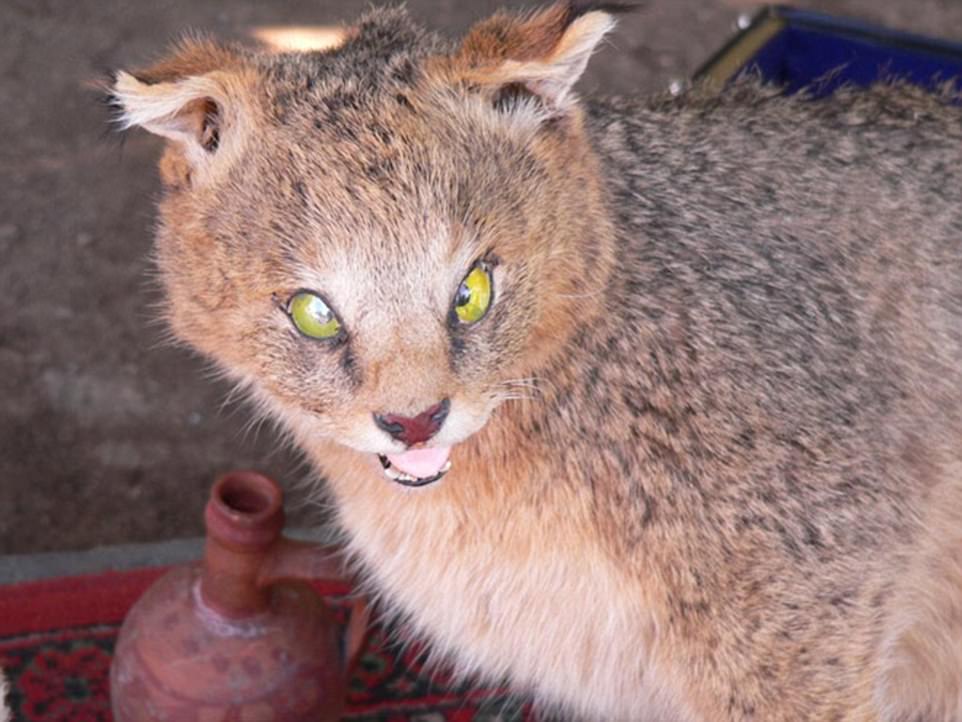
456 283 472 308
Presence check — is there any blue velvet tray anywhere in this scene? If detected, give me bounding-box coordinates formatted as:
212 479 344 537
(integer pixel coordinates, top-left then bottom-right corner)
694 6 962 96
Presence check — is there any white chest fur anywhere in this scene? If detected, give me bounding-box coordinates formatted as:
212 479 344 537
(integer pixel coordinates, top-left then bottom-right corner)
335 473 697 722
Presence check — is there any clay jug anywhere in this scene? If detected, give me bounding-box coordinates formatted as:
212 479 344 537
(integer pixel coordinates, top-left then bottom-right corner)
110 470 367 722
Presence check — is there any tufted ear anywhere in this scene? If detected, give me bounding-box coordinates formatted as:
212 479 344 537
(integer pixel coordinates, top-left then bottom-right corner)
109 39 253 184
457 2 626 113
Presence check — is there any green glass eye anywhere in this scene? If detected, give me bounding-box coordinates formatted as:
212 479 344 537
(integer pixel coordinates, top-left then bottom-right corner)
287 291 342 340
454 264 493 324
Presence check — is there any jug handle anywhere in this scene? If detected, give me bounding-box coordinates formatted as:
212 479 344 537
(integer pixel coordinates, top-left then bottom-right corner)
344 597 372 674
256 537 373 673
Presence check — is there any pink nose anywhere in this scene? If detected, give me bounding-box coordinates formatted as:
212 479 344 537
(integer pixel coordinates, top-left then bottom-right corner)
374 400 450 446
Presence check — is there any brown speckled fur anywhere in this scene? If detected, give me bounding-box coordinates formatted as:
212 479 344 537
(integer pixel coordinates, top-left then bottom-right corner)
111 4 962 720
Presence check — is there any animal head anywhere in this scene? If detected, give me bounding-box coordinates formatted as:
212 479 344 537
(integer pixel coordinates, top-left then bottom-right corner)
111 3 618 485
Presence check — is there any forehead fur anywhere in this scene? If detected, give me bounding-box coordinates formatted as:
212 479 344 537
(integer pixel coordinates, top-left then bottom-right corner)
255 7 449 112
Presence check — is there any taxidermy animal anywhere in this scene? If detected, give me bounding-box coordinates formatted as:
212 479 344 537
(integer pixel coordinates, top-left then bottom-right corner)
110 3 962 719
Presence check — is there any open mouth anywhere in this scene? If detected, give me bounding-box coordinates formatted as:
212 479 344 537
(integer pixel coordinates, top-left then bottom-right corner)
376 446 452 487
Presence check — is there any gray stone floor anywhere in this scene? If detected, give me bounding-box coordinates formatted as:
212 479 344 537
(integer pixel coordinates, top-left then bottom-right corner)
1 0 960 558
0 526 334 584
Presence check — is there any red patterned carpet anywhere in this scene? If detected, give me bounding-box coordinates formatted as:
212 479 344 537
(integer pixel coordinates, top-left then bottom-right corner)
0 568 535 721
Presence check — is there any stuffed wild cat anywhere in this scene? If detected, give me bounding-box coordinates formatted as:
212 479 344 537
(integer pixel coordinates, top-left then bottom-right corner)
110 3 962 720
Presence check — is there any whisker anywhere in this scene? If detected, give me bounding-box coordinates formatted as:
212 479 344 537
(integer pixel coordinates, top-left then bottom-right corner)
556 287 606 300
492 392 537 402
218 376 255 415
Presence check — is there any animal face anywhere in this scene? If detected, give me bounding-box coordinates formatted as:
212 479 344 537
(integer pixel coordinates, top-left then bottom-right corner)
112 4 615 485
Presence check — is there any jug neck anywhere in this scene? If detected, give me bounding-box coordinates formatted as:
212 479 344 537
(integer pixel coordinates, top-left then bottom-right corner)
199 471 285 617
200 537 273 616
197 470 349 618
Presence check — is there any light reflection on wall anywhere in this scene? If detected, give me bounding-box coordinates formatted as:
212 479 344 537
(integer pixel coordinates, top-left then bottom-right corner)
251 26 347 52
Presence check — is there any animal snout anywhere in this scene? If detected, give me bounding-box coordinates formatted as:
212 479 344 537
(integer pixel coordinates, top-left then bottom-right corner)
374 399 451 446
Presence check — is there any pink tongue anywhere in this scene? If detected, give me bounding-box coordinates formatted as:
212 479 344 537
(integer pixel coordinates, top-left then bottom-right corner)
387 446 451 479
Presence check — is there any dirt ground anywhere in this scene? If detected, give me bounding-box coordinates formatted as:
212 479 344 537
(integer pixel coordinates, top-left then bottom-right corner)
1 0 959 554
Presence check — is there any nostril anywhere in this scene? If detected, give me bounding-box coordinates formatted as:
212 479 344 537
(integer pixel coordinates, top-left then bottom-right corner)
373 414 406 440
427 399 451 426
